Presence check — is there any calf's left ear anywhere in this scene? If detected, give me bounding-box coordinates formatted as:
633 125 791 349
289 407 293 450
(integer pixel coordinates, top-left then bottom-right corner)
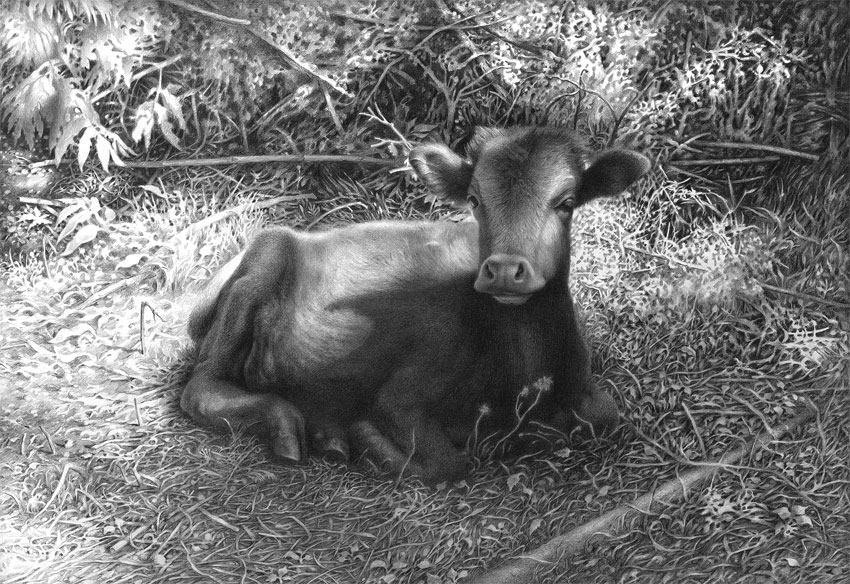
409 144 473 206
576 149 651 206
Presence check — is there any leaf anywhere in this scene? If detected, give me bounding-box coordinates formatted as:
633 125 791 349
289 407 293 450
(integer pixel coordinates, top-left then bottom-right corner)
57 209 92 242
56 200 86 228
785 558 800 567
132 101 155 149
507 473 521 491
1 61 60 148
51 323 96 344
77 126 96 170
529 518 542 535
158 118 181 149
51 88 96 164
0 14 61 69
153 553 167 567
61 224 100 256
369 560 387 570
116 253 146 269
159 88 186 130
95 134 112 171
139 184 165 198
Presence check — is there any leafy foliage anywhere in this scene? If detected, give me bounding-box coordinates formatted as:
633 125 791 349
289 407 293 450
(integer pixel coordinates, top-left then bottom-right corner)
0 0 176 169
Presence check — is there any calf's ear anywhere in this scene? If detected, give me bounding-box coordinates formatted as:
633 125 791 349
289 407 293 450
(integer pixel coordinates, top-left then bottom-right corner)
409 144 473 206
577 149 651 206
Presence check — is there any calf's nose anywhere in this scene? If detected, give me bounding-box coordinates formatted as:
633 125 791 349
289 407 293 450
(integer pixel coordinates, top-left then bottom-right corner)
474 254 545 297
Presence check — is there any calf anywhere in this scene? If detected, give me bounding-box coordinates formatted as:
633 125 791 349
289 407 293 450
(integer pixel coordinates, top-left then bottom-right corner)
181 126 650 483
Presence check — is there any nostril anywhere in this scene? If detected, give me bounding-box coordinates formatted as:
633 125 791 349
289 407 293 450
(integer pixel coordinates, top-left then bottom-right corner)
514 262 525 281
484 262 496 281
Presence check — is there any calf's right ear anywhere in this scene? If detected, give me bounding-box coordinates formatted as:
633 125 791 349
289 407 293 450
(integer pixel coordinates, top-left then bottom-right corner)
577 149 651 206
409 144 473 206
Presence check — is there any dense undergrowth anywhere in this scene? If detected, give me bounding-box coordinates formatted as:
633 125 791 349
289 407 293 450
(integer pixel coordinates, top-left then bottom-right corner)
0 1 848 583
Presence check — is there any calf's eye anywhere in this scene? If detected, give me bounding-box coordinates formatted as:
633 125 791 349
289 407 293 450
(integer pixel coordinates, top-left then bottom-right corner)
467 195 480 209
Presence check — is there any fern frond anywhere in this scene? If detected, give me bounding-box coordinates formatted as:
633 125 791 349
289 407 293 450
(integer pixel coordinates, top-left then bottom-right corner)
49 85 100 164
79 22 135 89
0 60 63 148
11 0 115 24
0 12 61 70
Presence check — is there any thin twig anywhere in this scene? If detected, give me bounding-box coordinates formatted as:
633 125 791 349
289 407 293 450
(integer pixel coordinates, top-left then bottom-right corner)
33 463 73 519
681 403 707 458
760 282 850 310
693 141 819 162
176 193 314 237
91 54 183 104
305 201 369 231
76 274 145 309
39 425 56 455
158 0 250 25
242 27 349 96
139 300 160 355
133 397 143 426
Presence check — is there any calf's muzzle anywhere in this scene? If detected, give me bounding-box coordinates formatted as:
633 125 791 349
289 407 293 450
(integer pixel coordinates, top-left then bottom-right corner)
474 254 545 304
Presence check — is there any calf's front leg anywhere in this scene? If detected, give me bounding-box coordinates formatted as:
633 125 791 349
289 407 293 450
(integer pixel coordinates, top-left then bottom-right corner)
354 370 469 484
181 369 307 462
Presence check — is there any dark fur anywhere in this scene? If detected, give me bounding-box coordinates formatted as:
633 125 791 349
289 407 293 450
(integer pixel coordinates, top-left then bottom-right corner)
181 127 650 483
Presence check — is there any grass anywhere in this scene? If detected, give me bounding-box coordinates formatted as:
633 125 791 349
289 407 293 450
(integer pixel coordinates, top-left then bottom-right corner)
1 2 848 582
0 160 847 583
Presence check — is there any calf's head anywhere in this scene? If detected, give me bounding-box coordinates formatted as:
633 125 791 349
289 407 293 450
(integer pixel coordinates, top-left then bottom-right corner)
410 127 650 304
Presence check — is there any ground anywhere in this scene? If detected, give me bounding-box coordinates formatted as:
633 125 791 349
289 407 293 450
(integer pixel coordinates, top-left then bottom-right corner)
0 141 848 584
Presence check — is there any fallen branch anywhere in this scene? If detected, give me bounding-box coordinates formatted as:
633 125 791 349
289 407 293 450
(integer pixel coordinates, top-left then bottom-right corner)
693 141 820 162
468 405 817 584
668 156 781 167
120 153 402 169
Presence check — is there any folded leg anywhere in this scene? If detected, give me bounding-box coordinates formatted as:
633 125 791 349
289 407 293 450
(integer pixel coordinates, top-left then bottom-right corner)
181 369 306 462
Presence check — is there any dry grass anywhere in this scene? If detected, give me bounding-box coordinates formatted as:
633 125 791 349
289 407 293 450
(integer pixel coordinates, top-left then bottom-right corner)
1 2 849 583
1 163 848 583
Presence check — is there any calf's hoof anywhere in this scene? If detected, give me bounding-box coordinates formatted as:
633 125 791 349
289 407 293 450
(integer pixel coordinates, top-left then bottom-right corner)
311 422 350 463
267 401 307 463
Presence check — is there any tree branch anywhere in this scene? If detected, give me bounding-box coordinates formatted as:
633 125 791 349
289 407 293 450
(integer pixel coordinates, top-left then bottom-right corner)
468 405 817 584
119 153 403 169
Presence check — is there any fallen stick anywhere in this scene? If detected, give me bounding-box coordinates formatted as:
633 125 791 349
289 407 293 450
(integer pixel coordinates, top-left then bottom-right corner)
469 405 817 584
668 156 781 167
122 153 402 169
693 141 820 162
